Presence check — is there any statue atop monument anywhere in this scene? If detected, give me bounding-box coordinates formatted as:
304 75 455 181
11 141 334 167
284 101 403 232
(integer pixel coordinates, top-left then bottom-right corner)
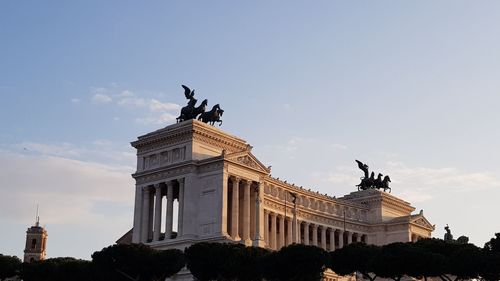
176 85 208 123
176 85 224 126
355 160 391 192
444 224 454 242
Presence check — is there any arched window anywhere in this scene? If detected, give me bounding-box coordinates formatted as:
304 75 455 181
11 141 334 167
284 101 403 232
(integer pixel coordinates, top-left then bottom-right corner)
31 238 37 249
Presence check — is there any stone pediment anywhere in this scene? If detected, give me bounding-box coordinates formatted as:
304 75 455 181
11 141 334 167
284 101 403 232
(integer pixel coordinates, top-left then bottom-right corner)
410 214 435 230
225 150 271 174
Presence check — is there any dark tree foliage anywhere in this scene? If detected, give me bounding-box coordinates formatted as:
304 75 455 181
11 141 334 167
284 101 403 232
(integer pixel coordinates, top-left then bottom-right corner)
234 245 270 281
372 242 415 281
412 238 483 281
185 242 235 281
185 242 270 281
0 254 22 280
484 233 500 253
329 243 380 281
480 233 500 281
447 244 482 281
21 257 92 281
91 243 184 281
261 244 328 281
405 245 446 281
151 248 186 280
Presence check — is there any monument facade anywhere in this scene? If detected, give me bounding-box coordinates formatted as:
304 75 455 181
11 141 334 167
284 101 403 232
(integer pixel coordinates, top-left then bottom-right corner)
127 119 434 280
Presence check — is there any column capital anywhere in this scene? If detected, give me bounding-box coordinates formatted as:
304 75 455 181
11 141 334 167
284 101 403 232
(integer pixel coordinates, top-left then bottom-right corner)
270 211 277 218
154 183 161 188
178 177 185 185
142 185 151 192
304 221 310 226
244 179 252 187
231 175 241 183
166 180 174 187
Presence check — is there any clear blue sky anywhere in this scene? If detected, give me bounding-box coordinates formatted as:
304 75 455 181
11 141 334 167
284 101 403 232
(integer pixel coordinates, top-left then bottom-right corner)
1 1 499 259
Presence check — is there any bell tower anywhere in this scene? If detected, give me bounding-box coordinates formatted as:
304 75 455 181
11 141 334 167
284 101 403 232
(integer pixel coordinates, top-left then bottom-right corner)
23 207 47 263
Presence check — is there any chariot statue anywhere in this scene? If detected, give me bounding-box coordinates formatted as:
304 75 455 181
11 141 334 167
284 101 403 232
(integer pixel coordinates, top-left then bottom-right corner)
176 85 208 122
355 160 391 192
176 85 224 126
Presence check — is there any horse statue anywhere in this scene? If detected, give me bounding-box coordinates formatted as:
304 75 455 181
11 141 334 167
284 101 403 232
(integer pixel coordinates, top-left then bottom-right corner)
357 171 375 191
374 173 384 189
177 99 208 122
198 104 224 126
381 175 391 193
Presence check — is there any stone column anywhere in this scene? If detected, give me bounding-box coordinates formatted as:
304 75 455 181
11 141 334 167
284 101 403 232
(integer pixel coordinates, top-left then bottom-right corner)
264 210 269 246
338 230 344 248
221 173 229 236
312 224 318 247
141 186 151 243
253 182 265 247
304 222 310 245
286 217 293 246
153 184 162 241
278 215 285 249
231 177 241 240
329 228 336 251
243 180 251 244
321 226 327 250
165 181 174 240
132 185 143 243
270 212 277 250
148 192 154 241
178 178 185 237
347 231 352 245
292 202 297 243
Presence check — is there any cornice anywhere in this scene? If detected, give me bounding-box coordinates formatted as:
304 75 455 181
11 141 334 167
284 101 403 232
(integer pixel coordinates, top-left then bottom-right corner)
263 176 367 210
342 190 415 214
131 119 248 153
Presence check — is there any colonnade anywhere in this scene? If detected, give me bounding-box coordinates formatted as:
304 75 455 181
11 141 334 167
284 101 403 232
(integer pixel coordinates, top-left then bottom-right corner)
135 178 185 243
225 176 366 250
227 176 262 244
263 210 366 251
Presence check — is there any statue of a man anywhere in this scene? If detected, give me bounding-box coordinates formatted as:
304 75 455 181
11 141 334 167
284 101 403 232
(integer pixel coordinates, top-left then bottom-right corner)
444 224 453 242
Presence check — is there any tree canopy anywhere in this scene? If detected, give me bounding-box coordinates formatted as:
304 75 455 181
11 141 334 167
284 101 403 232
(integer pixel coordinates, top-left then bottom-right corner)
0 254 22 280
91 243 184 281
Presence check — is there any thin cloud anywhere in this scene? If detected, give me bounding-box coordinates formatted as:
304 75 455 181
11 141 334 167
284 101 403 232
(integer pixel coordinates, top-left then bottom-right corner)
89 86 180 124
17 141 135 168
135 113 177 125
91 93 112 104
0 151 134 224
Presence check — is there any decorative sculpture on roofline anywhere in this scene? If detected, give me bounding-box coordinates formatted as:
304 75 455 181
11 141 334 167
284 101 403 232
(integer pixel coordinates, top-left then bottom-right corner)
176 85 224 126
355 160 391 192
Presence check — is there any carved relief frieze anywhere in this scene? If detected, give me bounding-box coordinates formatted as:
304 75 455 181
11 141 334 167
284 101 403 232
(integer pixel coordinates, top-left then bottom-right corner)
263 198 369 232
134 165 195 185
141 146 187 172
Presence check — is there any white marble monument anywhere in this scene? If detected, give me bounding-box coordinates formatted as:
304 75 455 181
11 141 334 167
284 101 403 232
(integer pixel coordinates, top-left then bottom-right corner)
123 119 434 280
